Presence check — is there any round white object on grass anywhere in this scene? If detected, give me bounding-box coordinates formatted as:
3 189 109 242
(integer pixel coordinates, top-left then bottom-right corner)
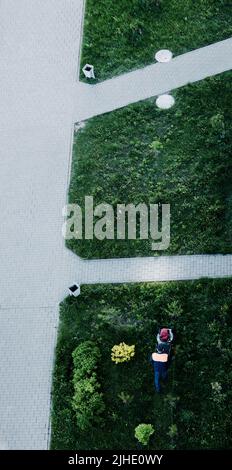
156 94 175 109
155 49 173 63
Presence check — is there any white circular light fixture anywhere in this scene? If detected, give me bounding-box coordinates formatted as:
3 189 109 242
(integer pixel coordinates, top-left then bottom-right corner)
156 94 175 109
155 49 173 63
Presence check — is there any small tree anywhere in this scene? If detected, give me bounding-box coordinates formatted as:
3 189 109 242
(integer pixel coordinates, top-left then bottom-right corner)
72 341 105 430
135 424 154 446
111 342 135 364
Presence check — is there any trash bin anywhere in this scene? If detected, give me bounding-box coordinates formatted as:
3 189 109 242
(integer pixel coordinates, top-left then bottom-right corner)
68 283 81 297
82 64 95 79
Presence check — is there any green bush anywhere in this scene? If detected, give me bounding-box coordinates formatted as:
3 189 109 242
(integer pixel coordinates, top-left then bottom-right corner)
72 341 105 430
72 340 101 380
135 423 154 446
72 375 105 430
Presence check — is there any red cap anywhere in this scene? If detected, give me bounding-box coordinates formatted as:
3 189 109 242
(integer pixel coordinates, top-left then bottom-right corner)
160 328 169 341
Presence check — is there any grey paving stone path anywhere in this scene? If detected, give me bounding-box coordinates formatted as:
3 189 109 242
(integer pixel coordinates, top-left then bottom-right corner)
0 0 85 450
0 0 231 450
75 37 232 121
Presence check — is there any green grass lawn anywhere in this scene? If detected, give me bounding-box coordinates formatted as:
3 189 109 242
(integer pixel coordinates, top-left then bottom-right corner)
51 279 232 450
80 0 232 82
67 72 232 259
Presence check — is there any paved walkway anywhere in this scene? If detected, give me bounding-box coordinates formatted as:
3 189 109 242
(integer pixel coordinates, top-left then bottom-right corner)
0 0 231 450
79 254 232 284
75 37 232 121
0 0 85 450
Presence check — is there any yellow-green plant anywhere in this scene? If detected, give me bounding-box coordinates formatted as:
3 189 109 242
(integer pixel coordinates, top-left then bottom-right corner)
111 342 135 364
135 424 154 446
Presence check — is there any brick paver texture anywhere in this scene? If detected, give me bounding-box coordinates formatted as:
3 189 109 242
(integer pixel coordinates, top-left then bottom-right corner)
0 0 231 449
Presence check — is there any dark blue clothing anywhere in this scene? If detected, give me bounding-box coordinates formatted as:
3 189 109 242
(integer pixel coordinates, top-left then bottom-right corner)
150 355 168 393
154 369 167 392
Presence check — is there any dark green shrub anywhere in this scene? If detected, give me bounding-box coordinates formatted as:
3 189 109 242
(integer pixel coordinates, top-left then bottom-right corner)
72 340 101 380
72 341 105 430
72 375 105 431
